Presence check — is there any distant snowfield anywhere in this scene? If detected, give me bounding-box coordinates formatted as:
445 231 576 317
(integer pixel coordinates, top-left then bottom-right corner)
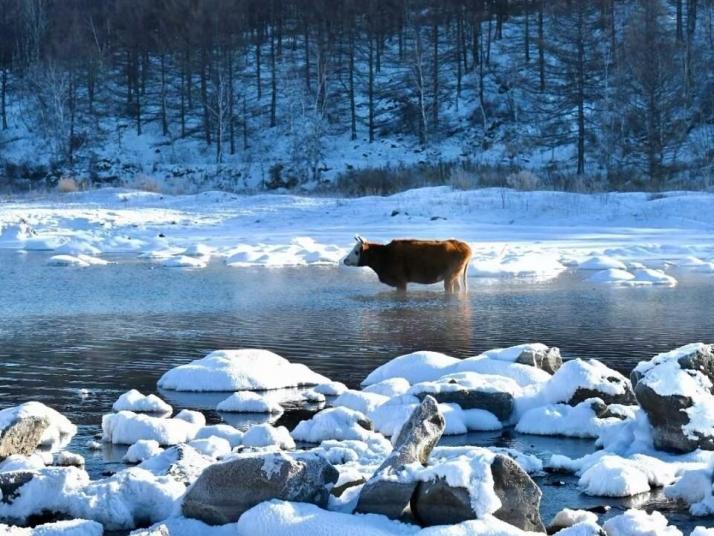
1 186 714 285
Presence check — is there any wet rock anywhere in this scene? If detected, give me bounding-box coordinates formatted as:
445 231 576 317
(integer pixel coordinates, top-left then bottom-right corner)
412 454 545 532
0 471 36 504
355 395 444 520
516 346 563 374
182 451 338 524
0 416 49 460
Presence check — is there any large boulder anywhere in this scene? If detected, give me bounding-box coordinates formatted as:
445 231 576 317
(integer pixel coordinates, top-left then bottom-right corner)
182 451 338 524
633 344 714 453
355 395 445 519
412 454 545 532
407 373 517 421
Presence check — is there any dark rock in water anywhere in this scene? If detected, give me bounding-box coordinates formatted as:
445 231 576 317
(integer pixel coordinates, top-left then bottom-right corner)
0 471 36 504
0 415 50 460
331 476 366 497
490 454 545 532
635 382 714 453
516 346 563 374
413 389 513 421
355 395 444 520
412 454 545 532
182 451 338 524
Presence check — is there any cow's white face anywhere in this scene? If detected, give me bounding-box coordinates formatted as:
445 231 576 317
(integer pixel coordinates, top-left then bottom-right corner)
343 237 364 266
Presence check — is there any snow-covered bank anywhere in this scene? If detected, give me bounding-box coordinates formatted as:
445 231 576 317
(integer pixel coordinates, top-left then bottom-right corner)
1 187 714 284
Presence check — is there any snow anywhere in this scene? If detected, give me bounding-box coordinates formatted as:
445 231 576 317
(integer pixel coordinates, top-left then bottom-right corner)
549 509 599 529
0 454 46 472
333 390 390 415
216 391 284 414
241 423 295 450
601 509 683 536
174 409 206 426
665 462 714 516
123 440 165 463
313 382 349 396
112 390 172 414
542 359 631 404
194 424 244 448
101 411 198 445
0 519 103 535
362 351 460 386
407 372 522 398
157 349 330 391
188 436 232 458
578 256 628 270
47 254 108 267
363 378 411 398
586 268 635 284
0 401 77 453
515 399 627 438
2 188 714 289
292 407 376 443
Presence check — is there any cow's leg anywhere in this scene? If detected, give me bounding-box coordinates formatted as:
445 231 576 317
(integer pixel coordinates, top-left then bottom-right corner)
396 281 407 293
444 276 457 293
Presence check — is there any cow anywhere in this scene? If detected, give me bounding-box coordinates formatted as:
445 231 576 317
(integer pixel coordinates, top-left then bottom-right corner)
343 236 472 293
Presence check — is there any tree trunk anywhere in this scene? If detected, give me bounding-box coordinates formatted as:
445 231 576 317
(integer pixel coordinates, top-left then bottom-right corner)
270 27 277 127
349 25 357 141
576 5 585 175
432 18 438 130
538 2 545 90
1 68 7 130
524 0 530 63
160 53 168 136
304 21 311 91
201 47 211 144
255 29 262 100
228 46 235 154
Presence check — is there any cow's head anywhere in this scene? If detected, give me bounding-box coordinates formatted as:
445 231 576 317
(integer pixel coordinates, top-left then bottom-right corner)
343 235 366 266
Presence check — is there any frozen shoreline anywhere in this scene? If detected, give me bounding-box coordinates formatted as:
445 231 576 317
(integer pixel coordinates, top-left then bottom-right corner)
1 186 714 284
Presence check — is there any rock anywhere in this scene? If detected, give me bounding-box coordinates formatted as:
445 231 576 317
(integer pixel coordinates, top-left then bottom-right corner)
0 471 36 503
548 359 636 406
490 455 546 532
139 444 213 486
631 343 714 388
516 346 562 374
182 451 338 524
411 454 545 532
355 395 444 520
633 346 714 453
635 382 714 453
408 373 517 421
0 416 49 460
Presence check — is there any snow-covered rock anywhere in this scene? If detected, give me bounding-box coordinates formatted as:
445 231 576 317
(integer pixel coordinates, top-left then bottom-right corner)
216 391 284 414
333 390 389 415
112 390 172 414
188 437 231 459
362 378 411 397
601 509 682 535
548 508 599 532
407 372 519 421
124 440 164 463
194 424 243 448
292 407 375 443
578 256 627 270
174 409 206 426
633 344 714 452
241 424 295 450
0 519 103 535
544 359 635 406
101 411 198 445
313 381 348 396
665 462 714 516
157 349 330 391
47 254 108 267
481 343 562 374
586 268 635 284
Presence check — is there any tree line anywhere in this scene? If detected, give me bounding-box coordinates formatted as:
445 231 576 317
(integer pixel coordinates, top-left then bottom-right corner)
0 0 712 189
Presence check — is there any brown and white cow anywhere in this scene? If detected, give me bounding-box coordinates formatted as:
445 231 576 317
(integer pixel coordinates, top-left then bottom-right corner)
343 236 472 293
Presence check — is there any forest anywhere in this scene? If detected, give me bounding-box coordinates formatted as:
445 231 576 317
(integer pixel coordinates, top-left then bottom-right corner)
0 0 712 193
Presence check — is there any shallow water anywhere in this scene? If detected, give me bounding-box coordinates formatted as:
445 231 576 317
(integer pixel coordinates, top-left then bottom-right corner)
1 250 713 530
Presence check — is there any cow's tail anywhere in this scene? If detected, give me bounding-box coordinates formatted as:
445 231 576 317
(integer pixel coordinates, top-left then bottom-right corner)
461 260 470 293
